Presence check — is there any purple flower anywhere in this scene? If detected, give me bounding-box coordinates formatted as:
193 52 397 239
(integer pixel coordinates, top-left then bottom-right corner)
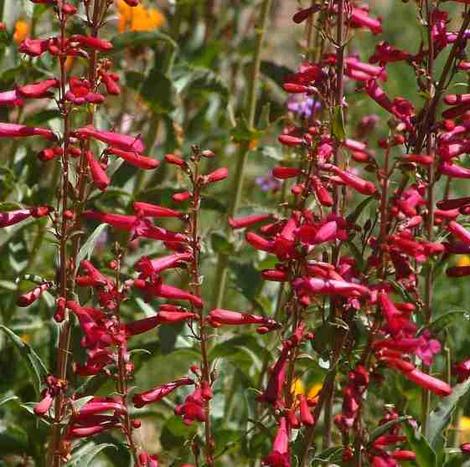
287 94 320 119
256 175 281 193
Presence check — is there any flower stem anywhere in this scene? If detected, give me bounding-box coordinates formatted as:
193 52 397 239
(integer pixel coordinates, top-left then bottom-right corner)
211 0 272 309
48 2 106 464
189 147 214 466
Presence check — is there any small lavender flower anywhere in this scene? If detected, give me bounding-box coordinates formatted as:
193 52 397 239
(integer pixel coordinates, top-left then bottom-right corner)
287 94 320 119
256 175 281 193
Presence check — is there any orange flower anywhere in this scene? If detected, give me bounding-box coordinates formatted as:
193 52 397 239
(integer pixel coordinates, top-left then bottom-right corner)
117 0 165 33
457 255 470 267
13 19 30 44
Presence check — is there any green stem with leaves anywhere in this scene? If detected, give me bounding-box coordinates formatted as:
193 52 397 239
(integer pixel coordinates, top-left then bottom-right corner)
211 0 272 309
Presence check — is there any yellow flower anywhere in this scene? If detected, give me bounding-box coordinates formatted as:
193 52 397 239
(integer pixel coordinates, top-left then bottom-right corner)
291 378 305 397
460 416 470 443
457 255 470 267
117 0 165 33
20 333 31 344
13 19 29 44
307 383 322 399
291 379 322 399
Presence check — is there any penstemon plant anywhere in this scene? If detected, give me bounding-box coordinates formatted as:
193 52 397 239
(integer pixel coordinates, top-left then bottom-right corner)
0 0 469 466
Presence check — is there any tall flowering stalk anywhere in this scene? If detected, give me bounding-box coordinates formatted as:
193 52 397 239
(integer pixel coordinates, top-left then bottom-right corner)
232 0 469 465
1 0 470 465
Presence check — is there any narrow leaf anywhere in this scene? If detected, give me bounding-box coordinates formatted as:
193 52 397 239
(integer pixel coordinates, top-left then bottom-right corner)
0 325 47 394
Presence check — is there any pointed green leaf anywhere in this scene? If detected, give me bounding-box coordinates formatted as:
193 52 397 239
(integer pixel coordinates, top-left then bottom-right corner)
0 325 47 394
403 422 437 467
426 379 470 449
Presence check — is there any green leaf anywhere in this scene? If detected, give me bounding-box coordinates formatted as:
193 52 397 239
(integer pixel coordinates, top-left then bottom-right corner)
160 415 197 451
426 310 470 334
0 393 18 407
230 261 263 301
0 325 47 394
331 105 346 141
403 422 437 467
211 232 233 255
111 30 177 52
368 416 409 444
313 446 343 463
70 442 116 467
230 117 262 143
75 224 107 272
179 67 229 102
426 378 470 449
0 425 29 455
140 68 176 114
260 61 294 87
346 196 374 225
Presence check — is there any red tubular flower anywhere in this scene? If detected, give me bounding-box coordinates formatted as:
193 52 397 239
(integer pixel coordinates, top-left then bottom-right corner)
19 38 49 57
437 196 470 210
83 210 136 230
292 5 320 24
229 213 272 229
17 282 51 307
202 167 228 184
258 347 289 407
137 281 203 308
446 266 470 277
454 359 470 382
100 71 121 95
262 417 290 467
133 377 194 408
246 231 274 252
272 166 301 179
133 201 182 218
67 424 114 438
297 394 314 426
297 220 341 245
85 151 110 191
34 391 54 416
439 162 470 179
278 134 304 147
0 89 23 106
164 153 186 167
369 41 410 65
75 126 144 152
0 206 51 228
0 122 55 140
172 191 192 202
262 269 288 282
323 164 377 195
401 154 434 165
391 450 416 461
345 57 386 81
350 7 382 35
175 387 208 425
447 221 470 245
76 399 126 418
66 77 104 105
106 147 159 169
295 277 370 298
125 312 196 337
400 367 452 397
461 443 470 453
377 291 410 335
310 176 333 206
135 252 192 277
138 452 159 467
208 309 280 333
70 34 112 51
17 79 59 98
76 260 112 288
